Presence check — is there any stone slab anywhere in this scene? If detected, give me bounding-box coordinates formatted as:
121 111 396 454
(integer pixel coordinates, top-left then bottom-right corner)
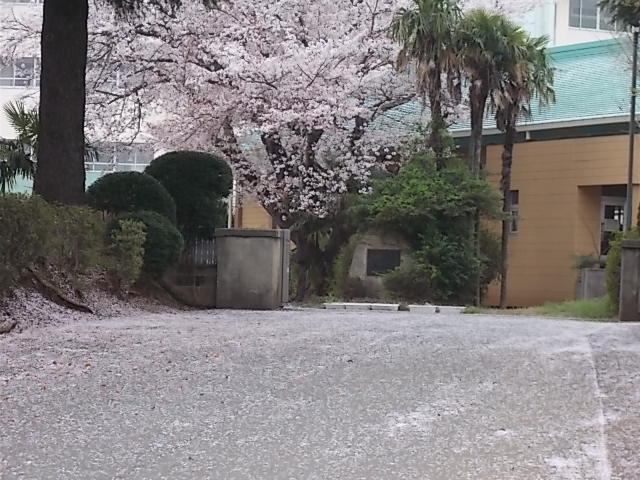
370 304 400 312
324 303 347 310
437 306 466 315
409 305 437 314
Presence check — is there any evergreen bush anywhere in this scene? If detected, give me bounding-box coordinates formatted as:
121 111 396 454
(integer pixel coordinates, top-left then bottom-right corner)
108 219 146 291
145 151 232 239
111 210 184 278
87 171 177 224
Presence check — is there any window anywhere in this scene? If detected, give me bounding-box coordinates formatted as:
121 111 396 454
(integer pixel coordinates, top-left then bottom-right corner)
86 143 155 172
0 57 39 88
569 0 619 31
366 249 401 276
510 190 519 234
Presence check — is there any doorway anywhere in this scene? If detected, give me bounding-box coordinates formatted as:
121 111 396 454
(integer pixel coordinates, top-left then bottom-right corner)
600 195 625 255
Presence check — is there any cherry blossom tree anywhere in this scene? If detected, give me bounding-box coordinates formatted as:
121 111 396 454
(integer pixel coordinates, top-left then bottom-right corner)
1 0 541 297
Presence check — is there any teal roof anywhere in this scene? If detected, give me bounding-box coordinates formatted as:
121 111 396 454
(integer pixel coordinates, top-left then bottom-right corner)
378 38 632 136
8 171 106 194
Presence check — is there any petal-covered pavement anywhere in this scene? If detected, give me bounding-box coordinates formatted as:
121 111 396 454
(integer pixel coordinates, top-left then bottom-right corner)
1 310 639 479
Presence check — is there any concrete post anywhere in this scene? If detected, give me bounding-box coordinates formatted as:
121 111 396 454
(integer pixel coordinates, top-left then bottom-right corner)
215 229 290 310
619 239 640 322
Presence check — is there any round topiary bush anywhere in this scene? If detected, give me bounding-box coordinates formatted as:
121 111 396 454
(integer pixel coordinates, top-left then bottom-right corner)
145 151 232 240
87 172 177 224
109 210 184 278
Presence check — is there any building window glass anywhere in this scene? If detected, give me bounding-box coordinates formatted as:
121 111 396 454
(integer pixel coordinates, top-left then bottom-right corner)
569 0 618 31
86 143 154 173
0 57 39 88
510 190 519 234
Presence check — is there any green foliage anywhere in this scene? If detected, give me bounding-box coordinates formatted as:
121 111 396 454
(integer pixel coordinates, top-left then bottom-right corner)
328 235 360 299
358 154 501 304
48 205 106 273
533 297 615 320
108 219 146 291
112 210 184 278
573 254 605 270
382 229 498 304
0 195 51 294
87 172 177 224
359 154 500 244
606 228 640 312
0 195 106 295
145 151 232 240
0 101 38 195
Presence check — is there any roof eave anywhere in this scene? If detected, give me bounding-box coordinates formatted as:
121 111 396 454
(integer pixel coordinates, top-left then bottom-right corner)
450 114 630 139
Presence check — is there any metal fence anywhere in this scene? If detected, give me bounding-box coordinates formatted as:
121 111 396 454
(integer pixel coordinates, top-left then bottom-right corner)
180 238 216 266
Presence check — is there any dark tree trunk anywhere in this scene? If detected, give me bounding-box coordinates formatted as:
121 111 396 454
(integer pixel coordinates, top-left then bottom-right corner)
34 0 88 204
468 81 488 177
428 68 447 169
499 123 517 309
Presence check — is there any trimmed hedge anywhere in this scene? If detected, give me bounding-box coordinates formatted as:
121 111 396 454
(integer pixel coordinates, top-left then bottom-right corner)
87 172 177 224
145 151 232 239
111 210 184 278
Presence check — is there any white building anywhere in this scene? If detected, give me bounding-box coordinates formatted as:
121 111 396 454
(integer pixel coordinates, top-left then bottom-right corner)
523 0 625 46
0 0 155 177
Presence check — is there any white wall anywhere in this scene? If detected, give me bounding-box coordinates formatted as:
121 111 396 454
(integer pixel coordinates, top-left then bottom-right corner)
521 0 625 46
0 2 41 139
554 0 620 46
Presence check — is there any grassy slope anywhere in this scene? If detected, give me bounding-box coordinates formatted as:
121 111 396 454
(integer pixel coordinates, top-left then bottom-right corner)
465 296 615 321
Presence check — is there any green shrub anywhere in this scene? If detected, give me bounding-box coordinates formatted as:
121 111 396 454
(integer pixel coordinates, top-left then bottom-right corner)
534 297 614 320
108 219 146 291
87 172 177 224
606 228 640 312
48 205 106 273
145 151 232 240
0 195 52 294
357 154 501 304
111 210 184 278
328 235 360 298
0 195 108 295
383 262 433 303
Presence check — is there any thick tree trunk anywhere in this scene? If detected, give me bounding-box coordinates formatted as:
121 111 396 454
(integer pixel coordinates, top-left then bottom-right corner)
468 81 488 177
499 124 516 309
34 0 88 204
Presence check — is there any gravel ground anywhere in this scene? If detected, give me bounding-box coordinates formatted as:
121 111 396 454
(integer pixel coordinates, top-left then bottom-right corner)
1 310 639 480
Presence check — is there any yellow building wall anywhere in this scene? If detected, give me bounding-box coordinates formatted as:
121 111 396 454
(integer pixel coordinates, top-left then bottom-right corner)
484 134 640 307
236 201 274 229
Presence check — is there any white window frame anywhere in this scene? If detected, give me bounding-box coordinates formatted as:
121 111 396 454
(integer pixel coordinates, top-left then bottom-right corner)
0 56 40 88
569 0 619 32
85 142 154 173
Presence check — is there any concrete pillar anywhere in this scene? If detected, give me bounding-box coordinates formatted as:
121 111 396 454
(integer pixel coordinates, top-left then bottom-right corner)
215 229 290 310
619 239 640 321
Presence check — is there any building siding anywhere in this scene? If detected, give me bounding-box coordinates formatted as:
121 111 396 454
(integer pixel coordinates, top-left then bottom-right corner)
484 134 640 307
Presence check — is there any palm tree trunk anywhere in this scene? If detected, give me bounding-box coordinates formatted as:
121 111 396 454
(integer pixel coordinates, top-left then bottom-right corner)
428 69 447 169
499 123 517 308
468 81 488 177
34 0 88 204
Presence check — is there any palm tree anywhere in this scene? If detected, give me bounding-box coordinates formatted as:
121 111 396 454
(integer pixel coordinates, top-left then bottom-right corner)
458 10 529 176
599 0 640 26
389 0 462 168
492 35 554 308
0 101 38 195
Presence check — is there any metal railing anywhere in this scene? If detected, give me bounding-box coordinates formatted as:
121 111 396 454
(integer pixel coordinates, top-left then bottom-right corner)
180 238 216 266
